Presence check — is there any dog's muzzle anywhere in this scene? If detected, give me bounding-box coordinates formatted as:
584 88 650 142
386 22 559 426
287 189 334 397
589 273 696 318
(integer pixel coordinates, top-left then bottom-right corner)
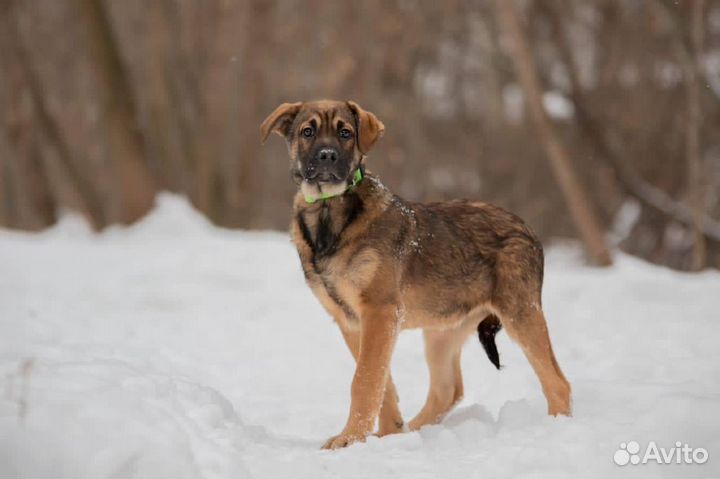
304 147 344 183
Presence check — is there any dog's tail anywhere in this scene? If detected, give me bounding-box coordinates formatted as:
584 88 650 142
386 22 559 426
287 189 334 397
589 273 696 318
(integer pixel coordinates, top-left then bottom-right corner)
477 315 502 369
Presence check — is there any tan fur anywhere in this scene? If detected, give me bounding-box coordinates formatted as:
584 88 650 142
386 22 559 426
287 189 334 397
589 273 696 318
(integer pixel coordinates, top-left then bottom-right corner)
262 100 572 450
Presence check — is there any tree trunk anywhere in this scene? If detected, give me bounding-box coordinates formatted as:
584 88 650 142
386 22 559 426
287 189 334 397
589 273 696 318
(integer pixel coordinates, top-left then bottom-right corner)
2 0 105 229
0 0 56 230
75 0 156 224
686 0 706 270
231 0 270 228
495 0 612 266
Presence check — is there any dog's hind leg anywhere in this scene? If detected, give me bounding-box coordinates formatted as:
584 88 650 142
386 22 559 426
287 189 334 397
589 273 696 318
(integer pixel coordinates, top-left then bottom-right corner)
491 234 572 416
339 327 405 436
408 319 477 431
498 308 571 416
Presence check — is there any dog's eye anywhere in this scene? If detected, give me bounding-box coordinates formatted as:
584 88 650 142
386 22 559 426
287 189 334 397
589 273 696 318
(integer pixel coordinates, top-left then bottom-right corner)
302 127 314 138
339 128 352 139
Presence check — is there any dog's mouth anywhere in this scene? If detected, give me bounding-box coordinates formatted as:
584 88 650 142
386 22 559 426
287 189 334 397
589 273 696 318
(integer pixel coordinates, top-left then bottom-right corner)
303 170 344 184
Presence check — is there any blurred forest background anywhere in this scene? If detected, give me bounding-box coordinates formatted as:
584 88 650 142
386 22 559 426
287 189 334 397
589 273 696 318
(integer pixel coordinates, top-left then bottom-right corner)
1 0 719 270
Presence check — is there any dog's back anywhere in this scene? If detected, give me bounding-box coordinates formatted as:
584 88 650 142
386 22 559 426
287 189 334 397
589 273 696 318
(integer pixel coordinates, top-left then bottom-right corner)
363 194 544 331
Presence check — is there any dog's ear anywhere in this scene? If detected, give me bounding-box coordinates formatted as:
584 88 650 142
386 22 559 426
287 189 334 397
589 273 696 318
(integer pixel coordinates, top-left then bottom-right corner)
346 101 385 154
260 102 302 143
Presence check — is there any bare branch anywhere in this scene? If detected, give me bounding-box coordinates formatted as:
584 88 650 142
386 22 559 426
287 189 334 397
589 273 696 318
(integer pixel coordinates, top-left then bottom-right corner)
495 0 613 266
547 1 720 243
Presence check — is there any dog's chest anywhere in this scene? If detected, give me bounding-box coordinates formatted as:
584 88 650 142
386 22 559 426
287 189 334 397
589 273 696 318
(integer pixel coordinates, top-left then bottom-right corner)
300 207 342 261
295 196 365 265
293 205 363 325
302 255 362 329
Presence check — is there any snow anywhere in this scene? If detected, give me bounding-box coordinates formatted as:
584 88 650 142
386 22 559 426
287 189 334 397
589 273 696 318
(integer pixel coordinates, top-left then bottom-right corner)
543 91 575 120
1 194 719 478
501 85 575 123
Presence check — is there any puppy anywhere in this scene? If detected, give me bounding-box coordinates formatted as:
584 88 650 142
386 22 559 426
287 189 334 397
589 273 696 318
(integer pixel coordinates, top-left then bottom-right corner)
261 100 571 449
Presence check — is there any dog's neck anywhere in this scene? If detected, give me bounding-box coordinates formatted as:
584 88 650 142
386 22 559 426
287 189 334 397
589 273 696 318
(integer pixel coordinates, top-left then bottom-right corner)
294 170 391 261
301 167 364 204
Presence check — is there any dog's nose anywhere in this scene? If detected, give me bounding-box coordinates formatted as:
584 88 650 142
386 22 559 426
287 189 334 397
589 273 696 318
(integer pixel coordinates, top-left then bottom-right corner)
315 148 338 163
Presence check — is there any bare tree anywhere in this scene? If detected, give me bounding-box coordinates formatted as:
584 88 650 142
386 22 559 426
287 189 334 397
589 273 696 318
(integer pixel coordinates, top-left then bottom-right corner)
0 0 57 230
651 0 711 267
75 0 156 224
1 0 106 229
495 0 612 266
547 2 720 250
685 0 706 270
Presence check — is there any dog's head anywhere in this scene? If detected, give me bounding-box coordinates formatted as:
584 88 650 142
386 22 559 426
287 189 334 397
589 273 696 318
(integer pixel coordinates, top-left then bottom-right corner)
260 100 384 199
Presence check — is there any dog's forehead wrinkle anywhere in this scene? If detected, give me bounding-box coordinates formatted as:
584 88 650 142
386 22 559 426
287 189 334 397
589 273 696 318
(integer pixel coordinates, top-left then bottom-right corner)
324 109 332 133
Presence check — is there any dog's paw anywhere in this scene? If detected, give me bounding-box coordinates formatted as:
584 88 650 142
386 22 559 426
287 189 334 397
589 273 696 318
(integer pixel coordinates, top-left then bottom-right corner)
321 432 366 450
376 418 405 437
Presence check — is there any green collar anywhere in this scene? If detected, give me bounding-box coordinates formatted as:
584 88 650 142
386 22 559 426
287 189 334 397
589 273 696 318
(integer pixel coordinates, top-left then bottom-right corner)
305 168 364 204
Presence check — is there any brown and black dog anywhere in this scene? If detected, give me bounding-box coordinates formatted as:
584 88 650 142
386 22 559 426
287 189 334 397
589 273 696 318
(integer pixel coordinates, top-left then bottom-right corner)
261 100 571 449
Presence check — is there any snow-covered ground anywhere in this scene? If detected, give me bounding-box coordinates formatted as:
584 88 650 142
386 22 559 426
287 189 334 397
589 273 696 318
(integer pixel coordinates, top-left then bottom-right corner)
1 195 718 478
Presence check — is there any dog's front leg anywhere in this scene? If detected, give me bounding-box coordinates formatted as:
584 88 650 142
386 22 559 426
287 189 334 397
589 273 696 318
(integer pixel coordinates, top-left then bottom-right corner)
322 304 399 449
